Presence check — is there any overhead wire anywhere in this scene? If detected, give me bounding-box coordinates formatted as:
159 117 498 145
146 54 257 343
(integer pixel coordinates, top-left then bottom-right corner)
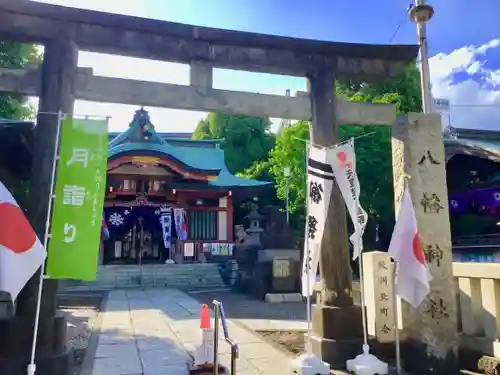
386 2 499 112
388 2 415 44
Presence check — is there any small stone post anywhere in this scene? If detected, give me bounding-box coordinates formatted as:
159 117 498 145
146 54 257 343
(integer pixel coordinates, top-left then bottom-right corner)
391 113 459 375
362 251 396 343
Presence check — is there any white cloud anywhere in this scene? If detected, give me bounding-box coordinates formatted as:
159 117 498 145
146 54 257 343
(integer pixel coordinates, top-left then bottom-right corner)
429 38 500 130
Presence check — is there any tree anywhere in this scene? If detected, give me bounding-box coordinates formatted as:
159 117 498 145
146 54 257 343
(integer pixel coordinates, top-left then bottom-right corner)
0 42 40 120
192 112 276 174
263 64 422 247
0 42 41 205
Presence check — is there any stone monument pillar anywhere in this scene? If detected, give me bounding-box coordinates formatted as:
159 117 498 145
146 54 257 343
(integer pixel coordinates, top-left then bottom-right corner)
0 38 77 375
391 113 459 375
307 68 364 367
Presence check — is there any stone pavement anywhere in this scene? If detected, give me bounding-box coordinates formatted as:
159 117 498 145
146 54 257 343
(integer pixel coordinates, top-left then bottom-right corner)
91 289 299 375
185 288 307 332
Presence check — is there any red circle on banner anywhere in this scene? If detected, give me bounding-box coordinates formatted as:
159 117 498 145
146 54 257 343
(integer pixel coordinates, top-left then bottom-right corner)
413 233 425 264
0 202 36 253
337 151 347 165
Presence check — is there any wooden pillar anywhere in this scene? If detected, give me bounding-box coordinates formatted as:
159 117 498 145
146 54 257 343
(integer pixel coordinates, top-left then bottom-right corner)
392 113 459 375
227 195 234 242
17 39 77 318
307 67 364 367
0 38 77 375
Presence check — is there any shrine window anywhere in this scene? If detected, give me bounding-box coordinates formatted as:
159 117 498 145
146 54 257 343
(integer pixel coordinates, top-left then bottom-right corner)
188 210 217 241
186 198 219 207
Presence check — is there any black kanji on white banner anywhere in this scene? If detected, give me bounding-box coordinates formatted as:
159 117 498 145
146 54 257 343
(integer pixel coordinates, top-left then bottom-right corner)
307 215 318 239
309 181 323 204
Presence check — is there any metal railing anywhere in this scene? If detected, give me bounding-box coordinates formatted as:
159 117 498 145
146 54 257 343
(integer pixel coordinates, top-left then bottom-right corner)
213 300 238 375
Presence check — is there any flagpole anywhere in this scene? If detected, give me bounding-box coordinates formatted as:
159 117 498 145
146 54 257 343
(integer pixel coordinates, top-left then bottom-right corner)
27 111 63 375
304 140 313 349
354 196 369 352
391 175 411 375
392 261 402 374
350 138 369 350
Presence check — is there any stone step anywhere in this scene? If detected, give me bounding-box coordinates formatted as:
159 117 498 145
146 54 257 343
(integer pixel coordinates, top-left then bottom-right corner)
59 263 226 292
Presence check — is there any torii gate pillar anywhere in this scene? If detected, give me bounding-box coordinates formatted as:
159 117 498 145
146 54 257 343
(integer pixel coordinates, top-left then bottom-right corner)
0 39 77 375
307 68 365 367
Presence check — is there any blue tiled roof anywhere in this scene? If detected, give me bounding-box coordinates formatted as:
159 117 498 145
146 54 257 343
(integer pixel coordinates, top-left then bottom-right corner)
444 128 500 162
108 142 224 174
108 109 270 189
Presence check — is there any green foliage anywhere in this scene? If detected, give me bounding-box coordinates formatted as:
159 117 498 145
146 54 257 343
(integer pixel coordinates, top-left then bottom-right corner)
192 112 275 174
337 64 422 115
0 42 41 120
267 120 309 214
0 42 41 206
264 64 422 247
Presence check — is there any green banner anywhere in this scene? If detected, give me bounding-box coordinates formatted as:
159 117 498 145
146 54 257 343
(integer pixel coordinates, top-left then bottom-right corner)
46 117 108 280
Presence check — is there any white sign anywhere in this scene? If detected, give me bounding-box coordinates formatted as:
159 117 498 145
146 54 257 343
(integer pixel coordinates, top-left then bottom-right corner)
432 97 450 112
184 242 194 257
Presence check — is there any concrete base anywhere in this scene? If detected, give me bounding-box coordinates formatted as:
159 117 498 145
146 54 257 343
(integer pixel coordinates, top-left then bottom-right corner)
310 304 364 368
0 314 70 375
265 293 303 303
292 352 331 375
401 339 460 375
311 304 364 339
346 345 388 375
0 315 67 357
309 334 364 369
0 348 72 375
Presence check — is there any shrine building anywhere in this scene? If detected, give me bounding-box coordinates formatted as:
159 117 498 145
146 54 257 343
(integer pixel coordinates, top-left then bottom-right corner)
102 108 271 265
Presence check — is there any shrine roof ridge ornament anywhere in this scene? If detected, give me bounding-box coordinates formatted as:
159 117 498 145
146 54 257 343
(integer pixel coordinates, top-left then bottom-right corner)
0 0 419 77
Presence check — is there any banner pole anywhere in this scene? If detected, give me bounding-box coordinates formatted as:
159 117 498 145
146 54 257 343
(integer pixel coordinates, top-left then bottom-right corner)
354 207 369 349
349 138 369 350
304 141 312 347
392 262 402 374
27 111 63 375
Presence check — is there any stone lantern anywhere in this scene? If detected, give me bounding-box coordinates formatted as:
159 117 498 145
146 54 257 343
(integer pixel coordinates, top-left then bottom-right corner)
246 203 265 234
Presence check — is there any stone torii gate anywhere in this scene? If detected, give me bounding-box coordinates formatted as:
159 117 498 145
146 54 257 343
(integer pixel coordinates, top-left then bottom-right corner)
0 1 457 374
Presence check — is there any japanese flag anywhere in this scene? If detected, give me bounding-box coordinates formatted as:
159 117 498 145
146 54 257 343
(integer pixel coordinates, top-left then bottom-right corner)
388 186 432 309
0 182 46 301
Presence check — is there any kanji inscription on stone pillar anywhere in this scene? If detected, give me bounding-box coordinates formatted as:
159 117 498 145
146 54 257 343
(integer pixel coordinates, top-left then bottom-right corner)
391 113 459 375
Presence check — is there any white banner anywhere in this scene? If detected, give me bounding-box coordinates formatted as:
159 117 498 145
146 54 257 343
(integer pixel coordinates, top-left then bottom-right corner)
301 145 334 296
329 140 368 260
160 207 172 249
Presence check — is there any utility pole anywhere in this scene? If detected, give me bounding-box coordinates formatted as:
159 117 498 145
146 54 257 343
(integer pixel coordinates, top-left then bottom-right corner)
283 166 290 225
409 0 434 114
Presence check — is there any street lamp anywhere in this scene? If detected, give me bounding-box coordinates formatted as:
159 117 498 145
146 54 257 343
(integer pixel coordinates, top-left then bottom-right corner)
283 166 291 225
409 1 435 114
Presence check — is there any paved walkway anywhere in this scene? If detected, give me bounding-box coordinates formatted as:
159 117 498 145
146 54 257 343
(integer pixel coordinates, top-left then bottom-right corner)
185 289 307 332
91 289 298 375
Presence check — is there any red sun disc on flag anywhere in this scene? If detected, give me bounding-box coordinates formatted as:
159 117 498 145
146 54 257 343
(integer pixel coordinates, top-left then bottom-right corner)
337 152 347 167
412 232 425 264
0 202 36 253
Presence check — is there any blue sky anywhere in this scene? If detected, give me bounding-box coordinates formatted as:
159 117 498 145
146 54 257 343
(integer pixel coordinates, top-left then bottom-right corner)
33 0 500 132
